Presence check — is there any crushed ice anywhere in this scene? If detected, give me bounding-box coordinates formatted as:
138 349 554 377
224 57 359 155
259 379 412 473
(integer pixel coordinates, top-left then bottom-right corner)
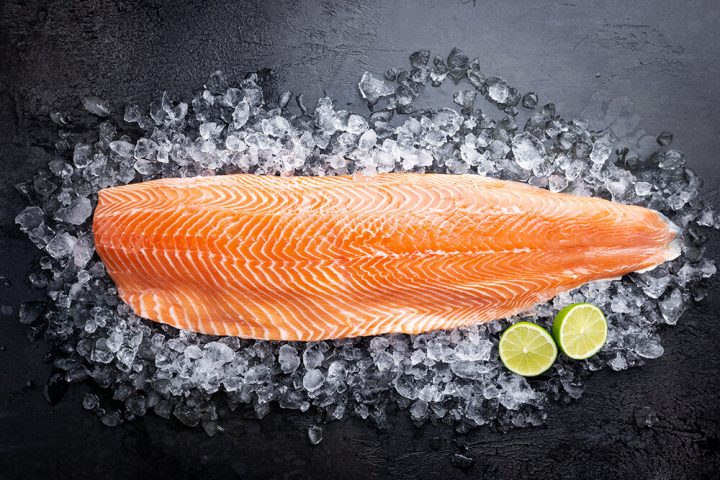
13 48 717 435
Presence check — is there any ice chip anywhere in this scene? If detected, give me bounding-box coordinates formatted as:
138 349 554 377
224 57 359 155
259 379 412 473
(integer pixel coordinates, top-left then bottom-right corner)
57 197 92 225
134 138 157 160
232 101 250 129
73 233 95 268
18 301 46 325
109 140 135 159
636 335 664 359
82 393 99 410
261 116 291 137
303 369 325 392
409 50 431 68
314 97 339 134
106 331 123 353
82 97 111 117
308 425 323 445
124 104 141 123
590 133 614 166
658 150 684 170
656 131 673 146
548 174 568 192
453 89 476 111
205 70 228 94
446 47 469 82
357 129 377 150
358 72 394 103
487 78 510 104
73 144 94 168
697 208 715 227
134 159 160 176
522 92 539 109
409 399 429 421
511 132 546 170
659 289 684 324
278 344 301 373
46 232 77 259
303 346 324 369
90 338 115 364
15 206 44 231
346 115 368 135
634 181 653 196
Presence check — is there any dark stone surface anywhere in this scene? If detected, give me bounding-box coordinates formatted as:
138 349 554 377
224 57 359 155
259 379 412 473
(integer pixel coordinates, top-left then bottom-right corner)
1 1 719 478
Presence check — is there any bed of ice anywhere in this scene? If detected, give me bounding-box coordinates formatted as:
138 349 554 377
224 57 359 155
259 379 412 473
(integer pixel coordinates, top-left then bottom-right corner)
13 48 718 438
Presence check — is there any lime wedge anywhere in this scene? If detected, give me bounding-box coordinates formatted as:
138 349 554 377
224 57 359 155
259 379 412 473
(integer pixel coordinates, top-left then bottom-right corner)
499 322 558 377
552 303 608 360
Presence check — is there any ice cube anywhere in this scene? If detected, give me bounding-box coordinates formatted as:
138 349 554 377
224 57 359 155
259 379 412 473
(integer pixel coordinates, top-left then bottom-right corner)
15 206 44 231
124 104 141 123
18 301 45 325
409 399 429 421
409 50 430 68
656 131 673 146
659 289 684 324
453 89 476 111
548 174 568 192
303 369 325 392
590 133 614 166
522 92 539 109
90 338 115 364
307 425 324 445
57 197 92 225
46 232 77 259
487 78 510 104
697 209 715 227
204 341 235 365
134 138 158 160
658 150 684 170
261 116 291 137
82 97 111 117
232 101 250 129
511 133 546 170
346 115 368 135
73 144 94 168
106 331 123 352
134 159 160 176
357 129 377 150
634 181 653 196
109 141 135 159
315 97 340 134
358 72 395 103
446 48 469 83
303 346 324 369
636 335 664 359
278 344 301 373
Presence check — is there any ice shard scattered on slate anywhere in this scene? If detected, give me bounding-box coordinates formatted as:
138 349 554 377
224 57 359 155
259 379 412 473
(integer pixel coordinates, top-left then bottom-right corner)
358 72 395 103
82 97 111 117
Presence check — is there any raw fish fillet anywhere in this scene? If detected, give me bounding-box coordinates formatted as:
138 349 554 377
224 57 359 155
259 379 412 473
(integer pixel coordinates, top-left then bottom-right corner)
93 173 680 340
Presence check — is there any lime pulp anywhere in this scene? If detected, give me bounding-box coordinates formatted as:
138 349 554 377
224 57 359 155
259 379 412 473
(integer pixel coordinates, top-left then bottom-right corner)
498 321 558 377
552 303 608 360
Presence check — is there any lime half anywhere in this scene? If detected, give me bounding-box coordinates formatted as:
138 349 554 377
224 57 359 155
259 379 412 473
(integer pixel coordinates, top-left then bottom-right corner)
552 303 608 360
499 322 558 377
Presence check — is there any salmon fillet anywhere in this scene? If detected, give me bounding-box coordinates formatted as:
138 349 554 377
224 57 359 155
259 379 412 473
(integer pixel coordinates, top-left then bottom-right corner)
92 173 680 340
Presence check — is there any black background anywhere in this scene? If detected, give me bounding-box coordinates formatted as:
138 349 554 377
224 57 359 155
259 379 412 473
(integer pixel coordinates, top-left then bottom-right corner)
1 1 719 479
